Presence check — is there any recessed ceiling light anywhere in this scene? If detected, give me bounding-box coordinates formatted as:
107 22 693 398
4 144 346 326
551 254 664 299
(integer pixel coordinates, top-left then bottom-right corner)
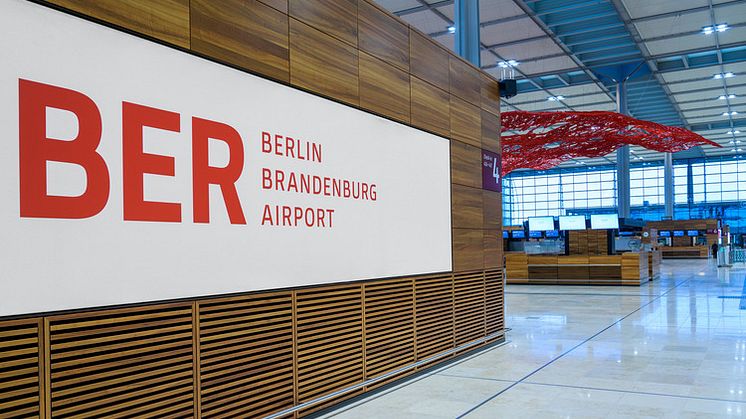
723 111 739 116
714 72 735 79
729 140 742 144
547 95 565 101
447 26 455 34
702 23 729 34
498 60 519 68
727 130 741 134
718 94 737 100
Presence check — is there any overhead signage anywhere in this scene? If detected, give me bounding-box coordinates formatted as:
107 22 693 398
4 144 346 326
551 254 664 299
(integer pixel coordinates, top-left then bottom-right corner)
0 0 452 316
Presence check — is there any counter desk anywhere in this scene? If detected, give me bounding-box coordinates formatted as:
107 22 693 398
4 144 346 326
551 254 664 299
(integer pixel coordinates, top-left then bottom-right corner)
506 252 651 286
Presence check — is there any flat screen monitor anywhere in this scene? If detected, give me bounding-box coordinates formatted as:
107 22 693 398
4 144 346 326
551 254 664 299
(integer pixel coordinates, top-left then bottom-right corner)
528 216 554 231
687 230 699 237
503 230 509 239
673 230 685 237
511 230 525 239
529 231 543 238
590 213 619 229
618 231 635 236
559 215 586 230
659 230 671 237
545 230 559 238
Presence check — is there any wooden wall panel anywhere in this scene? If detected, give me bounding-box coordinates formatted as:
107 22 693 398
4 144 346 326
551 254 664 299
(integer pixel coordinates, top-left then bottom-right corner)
359 52 411 123
289 0 358 46
259 0 288 13
415 274 454 361
198 292 294 418
47 0 190 48
411 76 450 137
452 184 484 229
450 96 482 148
454 271 486 347
451 141 482 189
484 229 503 269
480 74 501 116
47 303 195 417
289 19 359 106
190 0 290 82
0 319 40 418
409 30 450 91
450 57 482 106
483 190 502 229
481 109 501 153
453 228 485 272
358 0 409 71
485 269 504 338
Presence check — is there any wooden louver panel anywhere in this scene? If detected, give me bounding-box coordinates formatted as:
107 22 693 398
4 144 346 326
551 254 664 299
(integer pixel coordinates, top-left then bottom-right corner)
454 271 486 347
363 278 415 389
296 285 364 415
47 303 194 418
485 269 504 338
0 319 40 418
415 273 454 363
199 292 294 418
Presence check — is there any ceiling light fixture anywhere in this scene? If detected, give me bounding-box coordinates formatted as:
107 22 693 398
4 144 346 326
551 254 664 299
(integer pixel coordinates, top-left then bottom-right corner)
547 95 565 101
447 26 455 34
727 130 741 135
498 60 519 68
729 140 742 144
702 23 729 34
718 94 736 100
723 111 739 116
714 72 735 79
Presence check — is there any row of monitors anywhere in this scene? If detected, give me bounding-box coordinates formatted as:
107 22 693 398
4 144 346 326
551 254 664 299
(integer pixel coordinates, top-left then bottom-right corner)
503 230 559 239
527 214 619 232
659 230 702 237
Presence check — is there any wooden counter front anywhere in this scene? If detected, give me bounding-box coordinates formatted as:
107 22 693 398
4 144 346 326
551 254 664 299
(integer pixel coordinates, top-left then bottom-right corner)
662 246 708 259
506 253 651 286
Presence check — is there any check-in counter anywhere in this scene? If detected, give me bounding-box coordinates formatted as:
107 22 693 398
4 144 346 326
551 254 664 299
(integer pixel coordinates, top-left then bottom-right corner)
661 246 708 259
506 252 651 286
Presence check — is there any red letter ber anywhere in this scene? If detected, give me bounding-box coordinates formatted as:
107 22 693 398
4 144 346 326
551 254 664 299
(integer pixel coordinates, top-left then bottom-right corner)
19 79 110 218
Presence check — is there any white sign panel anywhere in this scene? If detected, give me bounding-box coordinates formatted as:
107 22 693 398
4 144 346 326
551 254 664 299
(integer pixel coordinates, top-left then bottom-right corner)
0 0 452 316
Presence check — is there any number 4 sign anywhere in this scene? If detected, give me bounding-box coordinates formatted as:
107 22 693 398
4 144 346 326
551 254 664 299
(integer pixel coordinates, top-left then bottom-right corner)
482 149 502 192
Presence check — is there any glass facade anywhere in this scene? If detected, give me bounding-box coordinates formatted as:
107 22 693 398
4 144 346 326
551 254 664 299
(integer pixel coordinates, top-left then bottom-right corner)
503 156 746 238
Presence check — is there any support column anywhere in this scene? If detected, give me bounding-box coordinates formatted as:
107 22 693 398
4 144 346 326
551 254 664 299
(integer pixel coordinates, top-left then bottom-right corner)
616 81 631 219
663 152 674 220
455 0 480 67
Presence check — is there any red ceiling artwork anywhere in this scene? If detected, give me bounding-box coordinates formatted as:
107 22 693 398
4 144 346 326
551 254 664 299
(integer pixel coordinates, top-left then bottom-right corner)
500 111 721 175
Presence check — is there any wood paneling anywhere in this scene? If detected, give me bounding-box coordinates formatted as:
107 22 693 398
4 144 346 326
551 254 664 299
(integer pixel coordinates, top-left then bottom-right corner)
191 0 290 82
48 0 190 48
505 253 529 282
411 76 450 137
358 0 409 71
453 229 485 272
452 184 483 229
451 95 482 148
409 29 450 90
451 141 482 188
0 319 40 418
483 190 502 229
289 0 358 47
481 109 500 153
359 52 410 123
485 269 504 337
47 303 195 417
480 74 501 116
289 19 359 106
484 229 502 269
259 0 288 13
454 271 486 346
415 274 454 361
450 56 481 106
198 292 294 417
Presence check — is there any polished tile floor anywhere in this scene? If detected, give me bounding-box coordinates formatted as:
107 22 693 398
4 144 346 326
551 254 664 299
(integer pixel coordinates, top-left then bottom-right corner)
319 259 746 418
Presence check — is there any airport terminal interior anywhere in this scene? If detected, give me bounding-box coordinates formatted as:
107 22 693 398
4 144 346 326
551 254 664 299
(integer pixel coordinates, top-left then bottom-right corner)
1 0 746 418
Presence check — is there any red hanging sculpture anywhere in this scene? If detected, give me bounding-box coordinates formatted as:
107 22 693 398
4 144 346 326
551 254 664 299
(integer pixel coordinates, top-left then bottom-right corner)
501 111 720 175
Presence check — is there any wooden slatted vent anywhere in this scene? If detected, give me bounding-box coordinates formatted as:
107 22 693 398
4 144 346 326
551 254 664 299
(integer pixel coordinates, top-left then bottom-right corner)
414 273 454 368
296 285 363 416
47 303 194 418
198 292 294 418
485 269 505 340
0 319 40 418
454 271 486 349
363 278 415 391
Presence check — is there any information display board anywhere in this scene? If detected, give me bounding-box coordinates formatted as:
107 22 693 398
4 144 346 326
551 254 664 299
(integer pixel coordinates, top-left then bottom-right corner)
590 214 619 229
512 230 526 239
687 230 700 236
659 231 671 237
673 230 685 237
559 215 587 230
528 216 555 231
0 0 453 316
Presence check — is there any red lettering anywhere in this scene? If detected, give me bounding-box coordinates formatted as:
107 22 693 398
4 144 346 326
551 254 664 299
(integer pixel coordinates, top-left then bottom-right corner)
19 79 110 218
282 206 291 225
122 102 181 222
275 169 285 190
192 117 246 224
274 134 283 156
261 203 273 225
261 131 272 153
